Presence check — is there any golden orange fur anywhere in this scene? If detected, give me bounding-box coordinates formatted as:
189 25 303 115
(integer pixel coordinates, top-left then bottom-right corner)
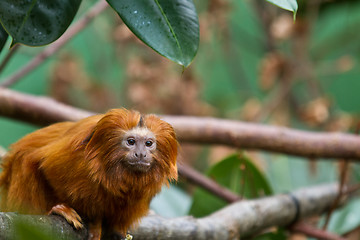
0 108 177 238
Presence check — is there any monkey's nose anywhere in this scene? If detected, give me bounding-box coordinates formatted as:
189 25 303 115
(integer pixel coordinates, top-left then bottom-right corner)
134 153 146 158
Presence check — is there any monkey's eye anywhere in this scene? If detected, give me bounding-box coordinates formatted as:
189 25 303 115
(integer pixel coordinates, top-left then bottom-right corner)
127 138 136 146
145 140 153 147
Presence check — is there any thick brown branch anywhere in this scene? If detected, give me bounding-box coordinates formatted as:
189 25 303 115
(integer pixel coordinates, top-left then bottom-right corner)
1 88 360 160
0 87 93 125
0 183 343 239
164 116 360 160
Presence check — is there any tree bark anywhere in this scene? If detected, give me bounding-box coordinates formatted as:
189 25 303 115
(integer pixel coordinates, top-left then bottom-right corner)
1 87 360 160
0 183 342 240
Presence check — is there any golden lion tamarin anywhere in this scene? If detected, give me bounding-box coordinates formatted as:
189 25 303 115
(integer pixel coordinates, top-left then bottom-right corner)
0 108 178 239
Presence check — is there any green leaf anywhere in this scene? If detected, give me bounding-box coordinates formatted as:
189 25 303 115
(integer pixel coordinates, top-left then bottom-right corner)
0 24 8 53
14 217 63 240
0 0 82 47
107 0 199 67
322 198 360 235
266 0 298 20
189 153 273 217
150 185 192 218
253 228 287 240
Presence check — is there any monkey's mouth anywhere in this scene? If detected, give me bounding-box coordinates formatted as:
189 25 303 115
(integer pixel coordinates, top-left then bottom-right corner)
126 160 151 172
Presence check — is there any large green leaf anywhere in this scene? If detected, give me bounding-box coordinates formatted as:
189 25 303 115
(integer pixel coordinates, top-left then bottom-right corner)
321 198 360 235
107 0 199 67
266 0 298 19
189 153 273 217
0 0 82 47
150 185 192 218
0 24 8 53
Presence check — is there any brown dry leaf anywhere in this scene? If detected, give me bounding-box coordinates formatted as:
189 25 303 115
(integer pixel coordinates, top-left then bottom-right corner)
199 15 211 42
269 105 291 126
50 54 116 112
325 113 354 132
208 0 230 32
259 52 286 91
299 97 330 127
241 98 262 121
336 55 355 73
270 14 294 41
125 56 214 116
50 54 86 105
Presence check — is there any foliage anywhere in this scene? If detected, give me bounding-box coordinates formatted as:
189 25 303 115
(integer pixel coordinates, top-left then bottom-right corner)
0 0 295 67
190 153 272 217
266 0 298 19
0 0 81 47
0 0 199 67
322 198 360 235
0 25 7 52
107 0 199 67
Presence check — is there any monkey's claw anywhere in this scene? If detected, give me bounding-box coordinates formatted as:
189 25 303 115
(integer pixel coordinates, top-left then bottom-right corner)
49 204 83 229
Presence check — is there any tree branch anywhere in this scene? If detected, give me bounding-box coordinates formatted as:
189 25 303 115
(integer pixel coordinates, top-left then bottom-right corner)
290 222 346 240
1 87 360 160
0 183 344 239
178 164 241 203
0 213 86 240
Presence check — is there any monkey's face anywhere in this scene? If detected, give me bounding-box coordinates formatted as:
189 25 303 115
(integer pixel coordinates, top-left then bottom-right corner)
121 127 156 172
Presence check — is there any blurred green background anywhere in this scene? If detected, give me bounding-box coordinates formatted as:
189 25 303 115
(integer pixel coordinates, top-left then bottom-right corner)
1 0 360 238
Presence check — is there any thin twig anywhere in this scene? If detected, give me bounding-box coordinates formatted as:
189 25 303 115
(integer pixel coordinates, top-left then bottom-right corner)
344 183 360 195
323 124 360 230
0 0 109 88
0 45 20 75
178 164 241 203
291 222 346 240
255 76 293 122
322 160 349 230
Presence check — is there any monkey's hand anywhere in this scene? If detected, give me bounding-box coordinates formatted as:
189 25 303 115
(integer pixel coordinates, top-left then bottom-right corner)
48 204 83 229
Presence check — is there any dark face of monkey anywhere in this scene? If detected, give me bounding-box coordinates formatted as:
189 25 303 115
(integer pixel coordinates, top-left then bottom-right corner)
121 127 156 172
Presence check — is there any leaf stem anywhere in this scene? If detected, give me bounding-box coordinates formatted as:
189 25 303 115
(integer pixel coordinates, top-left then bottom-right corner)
0 44 20 76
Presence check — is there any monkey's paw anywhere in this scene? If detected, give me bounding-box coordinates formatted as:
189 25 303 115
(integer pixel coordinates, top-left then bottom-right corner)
48 204 83 229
